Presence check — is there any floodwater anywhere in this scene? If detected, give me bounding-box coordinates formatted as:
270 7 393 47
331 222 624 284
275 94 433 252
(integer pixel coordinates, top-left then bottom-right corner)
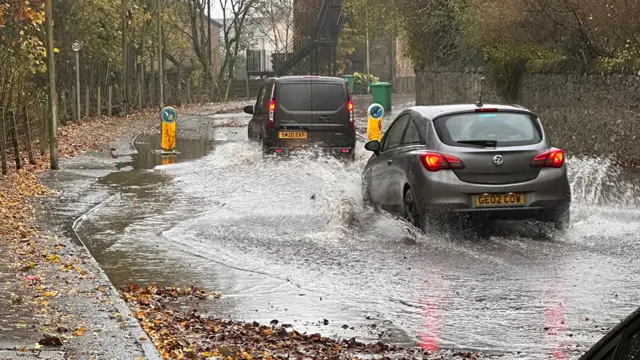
41 110 640 359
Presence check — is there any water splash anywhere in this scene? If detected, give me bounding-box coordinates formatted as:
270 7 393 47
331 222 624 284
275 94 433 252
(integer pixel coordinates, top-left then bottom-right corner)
567 156 640 207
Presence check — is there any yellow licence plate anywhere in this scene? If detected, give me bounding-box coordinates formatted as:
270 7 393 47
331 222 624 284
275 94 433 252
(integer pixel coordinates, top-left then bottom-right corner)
475 193 525 207
278 131 307 139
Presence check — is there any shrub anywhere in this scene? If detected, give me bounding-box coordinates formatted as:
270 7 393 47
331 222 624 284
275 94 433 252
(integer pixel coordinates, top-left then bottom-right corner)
352 72 379 94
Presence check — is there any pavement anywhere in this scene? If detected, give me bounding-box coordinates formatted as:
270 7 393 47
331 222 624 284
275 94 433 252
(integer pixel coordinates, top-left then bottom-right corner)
0 101 246 359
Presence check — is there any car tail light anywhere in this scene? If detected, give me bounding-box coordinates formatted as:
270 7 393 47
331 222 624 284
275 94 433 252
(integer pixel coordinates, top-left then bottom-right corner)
532 148 565 168
419 153 464 172
268 83 276 128
475 108 498 113
347 99 354 128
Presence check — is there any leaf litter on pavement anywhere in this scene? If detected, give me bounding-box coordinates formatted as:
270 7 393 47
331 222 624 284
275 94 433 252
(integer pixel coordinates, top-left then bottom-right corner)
121 283 487 360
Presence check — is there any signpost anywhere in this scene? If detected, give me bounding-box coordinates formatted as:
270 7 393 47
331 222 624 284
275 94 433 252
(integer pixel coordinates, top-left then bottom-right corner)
160 106 177 154
367 103 384 141
72 41 81 121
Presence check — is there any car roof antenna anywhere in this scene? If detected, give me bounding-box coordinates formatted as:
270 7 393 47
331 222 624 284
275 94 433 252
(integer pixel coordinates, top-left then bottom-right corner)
475 76 486 107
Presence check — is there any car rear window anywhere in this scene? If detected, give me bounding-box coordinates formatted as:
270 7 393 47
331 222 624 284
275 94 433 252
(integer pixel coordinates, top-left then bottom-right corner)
277 83 311 111
312 83 346 112
433 112 543 147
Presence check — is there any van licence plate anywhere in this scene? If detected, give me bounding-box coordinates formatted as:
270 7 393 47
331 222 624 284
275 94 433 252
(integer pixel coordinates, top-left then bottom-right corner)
475 193 525 207
279 131 307 139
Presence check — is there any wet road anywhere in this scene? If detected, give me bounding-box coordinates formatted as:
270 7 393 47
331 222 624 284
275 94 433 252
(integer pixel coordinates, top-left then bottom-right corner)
41 108 640 359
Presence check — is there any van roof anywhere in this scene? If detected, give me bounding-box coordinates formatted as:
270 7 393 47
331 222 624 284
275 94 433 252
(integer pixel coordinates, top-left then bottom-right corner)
274 76 346 84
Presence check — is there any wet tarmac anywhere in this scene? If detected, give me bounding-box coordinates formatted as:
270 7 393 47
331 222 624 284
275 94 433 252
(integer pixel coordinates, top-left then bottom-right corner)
40 108 640 359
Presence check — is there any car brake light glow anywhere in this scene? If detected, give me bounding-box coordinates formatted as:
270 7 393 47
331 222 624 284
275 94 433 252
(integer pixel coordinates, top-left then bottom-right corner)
475 108 498 113
268 99 275 128
532 148 565 168
347 99 354 128
267 83 276 128
419 153 464 172
342 149 350 153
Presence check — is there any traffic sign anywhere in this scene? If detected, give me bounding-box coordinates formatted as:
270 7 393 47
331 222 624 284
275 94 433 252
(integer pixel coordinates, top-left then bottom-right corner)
367 103 384 141
72 41 82 52
368 103 384 119
160 107 177 152
161 106 177 123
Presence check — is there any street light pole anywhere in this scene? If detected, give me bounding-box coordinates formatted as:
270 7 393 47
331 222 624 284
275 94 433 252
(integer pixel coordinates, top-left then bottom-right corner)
157 0 164 108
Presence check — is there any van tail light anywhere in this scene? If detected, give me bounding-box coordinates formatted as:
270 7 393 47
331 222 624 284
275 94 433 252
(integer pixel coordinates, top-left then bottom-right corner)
267 83 276 128
419 153 464 172
532 148 565 168
347 99 354 128
268 99 275 128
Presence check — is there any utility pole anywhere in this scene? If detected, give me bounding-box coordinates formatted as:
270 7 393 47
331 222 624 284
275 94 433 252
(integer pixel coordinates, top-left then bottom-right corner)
122 0 129 115
45 0 59 170
157 0 164 108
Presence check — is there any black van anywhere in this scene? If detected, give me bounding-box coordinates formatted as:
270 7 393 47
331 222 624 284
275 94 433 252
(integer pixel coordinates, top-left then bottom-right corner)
244 76 356 160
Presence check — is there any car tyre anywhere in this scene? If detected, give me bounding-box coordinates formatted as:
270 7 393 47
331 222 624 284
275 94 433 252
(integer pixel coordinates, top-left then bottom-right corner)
552 206 570 232
362 180 371 208
403 187 423 230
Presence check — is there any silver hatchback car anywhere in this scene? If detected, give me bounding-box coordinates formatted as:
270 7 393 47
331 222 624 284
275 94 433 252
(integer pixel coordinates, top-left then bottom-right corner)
362 104 571 231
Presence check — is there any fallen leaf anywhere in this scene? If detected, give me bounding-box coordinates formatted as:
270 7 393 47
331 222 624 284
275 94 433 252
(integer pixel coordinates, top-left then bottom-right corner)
74 327 87 336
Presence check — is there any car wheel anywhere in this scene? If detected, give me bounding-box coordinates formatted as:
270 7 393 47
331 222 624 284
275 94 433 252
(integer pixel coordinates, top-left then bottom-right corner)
552 207 570 231
362 180 371 208
403 187 423 230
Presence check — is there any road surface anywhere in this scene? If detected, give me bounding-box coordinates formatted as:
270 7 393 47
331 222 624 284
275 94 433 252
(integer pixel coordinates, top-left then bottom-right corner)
41 108 640 359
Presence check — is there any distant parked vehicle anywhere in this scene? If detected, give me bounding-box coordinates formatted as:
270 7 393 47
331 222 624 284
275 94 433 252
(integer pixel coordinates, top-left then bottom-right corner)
243 76 356 160
361 104 571 231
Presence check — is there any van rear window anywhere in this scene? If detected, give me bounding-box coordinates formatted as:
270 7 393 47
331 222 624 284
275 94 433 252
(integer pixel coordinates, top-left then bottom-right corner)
433 112 543 147
278 83 311 111
312 84 346 112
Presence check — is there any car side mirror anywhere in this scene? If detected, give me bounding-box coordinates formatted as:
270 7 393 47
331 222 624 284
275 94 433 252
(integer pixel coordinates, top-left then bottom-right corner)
365 140 380 154
243 105 254 115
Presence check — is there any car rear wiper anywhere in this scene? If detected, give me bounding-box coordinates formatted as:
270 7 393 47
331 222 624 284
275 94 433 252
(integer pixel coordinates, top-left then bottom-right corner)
456 140 498 147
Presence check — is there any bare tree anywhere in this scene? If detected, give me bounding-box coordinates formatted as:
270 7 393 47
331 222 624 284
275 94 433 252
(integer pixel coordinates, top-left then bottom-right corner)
218 0 257 100
185 0 216 98
252 0 294 56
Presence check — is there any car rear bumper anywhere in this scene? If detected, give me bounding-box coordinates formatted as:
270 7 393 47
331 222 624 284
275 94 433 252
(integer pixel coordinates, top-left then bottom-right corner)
263 145 355 158
413 167 571 220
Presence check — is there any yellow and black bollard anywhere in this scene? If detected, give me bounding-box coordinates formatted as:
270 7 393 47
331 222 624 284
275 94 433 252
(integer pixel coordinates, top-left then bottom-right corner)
161 106 177 154
367 103 384 141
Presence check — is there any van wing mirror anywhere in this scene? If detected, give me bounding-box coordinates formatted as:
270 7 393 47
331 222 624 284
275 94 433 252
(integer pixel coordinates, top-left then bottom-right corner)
365 140 381 153
243 105 254 114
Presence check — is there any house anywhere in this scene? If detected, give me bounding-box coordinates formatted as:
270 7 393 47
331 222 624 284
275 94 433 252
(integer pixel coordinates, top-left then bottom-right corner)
214 15 294 77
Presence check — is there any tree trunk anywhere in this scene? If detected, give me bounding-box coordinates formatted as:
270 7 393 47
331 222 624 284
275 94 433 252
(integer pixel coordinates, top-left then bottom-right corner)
187 74 192 103
150 52 156 107
40 103 48 156
85 86 90 118
23 106 36 165
177 64 183 106
70 87 77 121
10 111 21 170
0 108 7 175
45 0 59 170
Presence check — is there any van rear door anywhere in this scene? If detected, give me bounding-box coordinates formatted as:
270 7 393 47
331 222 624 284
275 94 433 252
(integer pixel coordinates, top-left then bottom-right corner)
274 81 313 142
310 81 351 146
